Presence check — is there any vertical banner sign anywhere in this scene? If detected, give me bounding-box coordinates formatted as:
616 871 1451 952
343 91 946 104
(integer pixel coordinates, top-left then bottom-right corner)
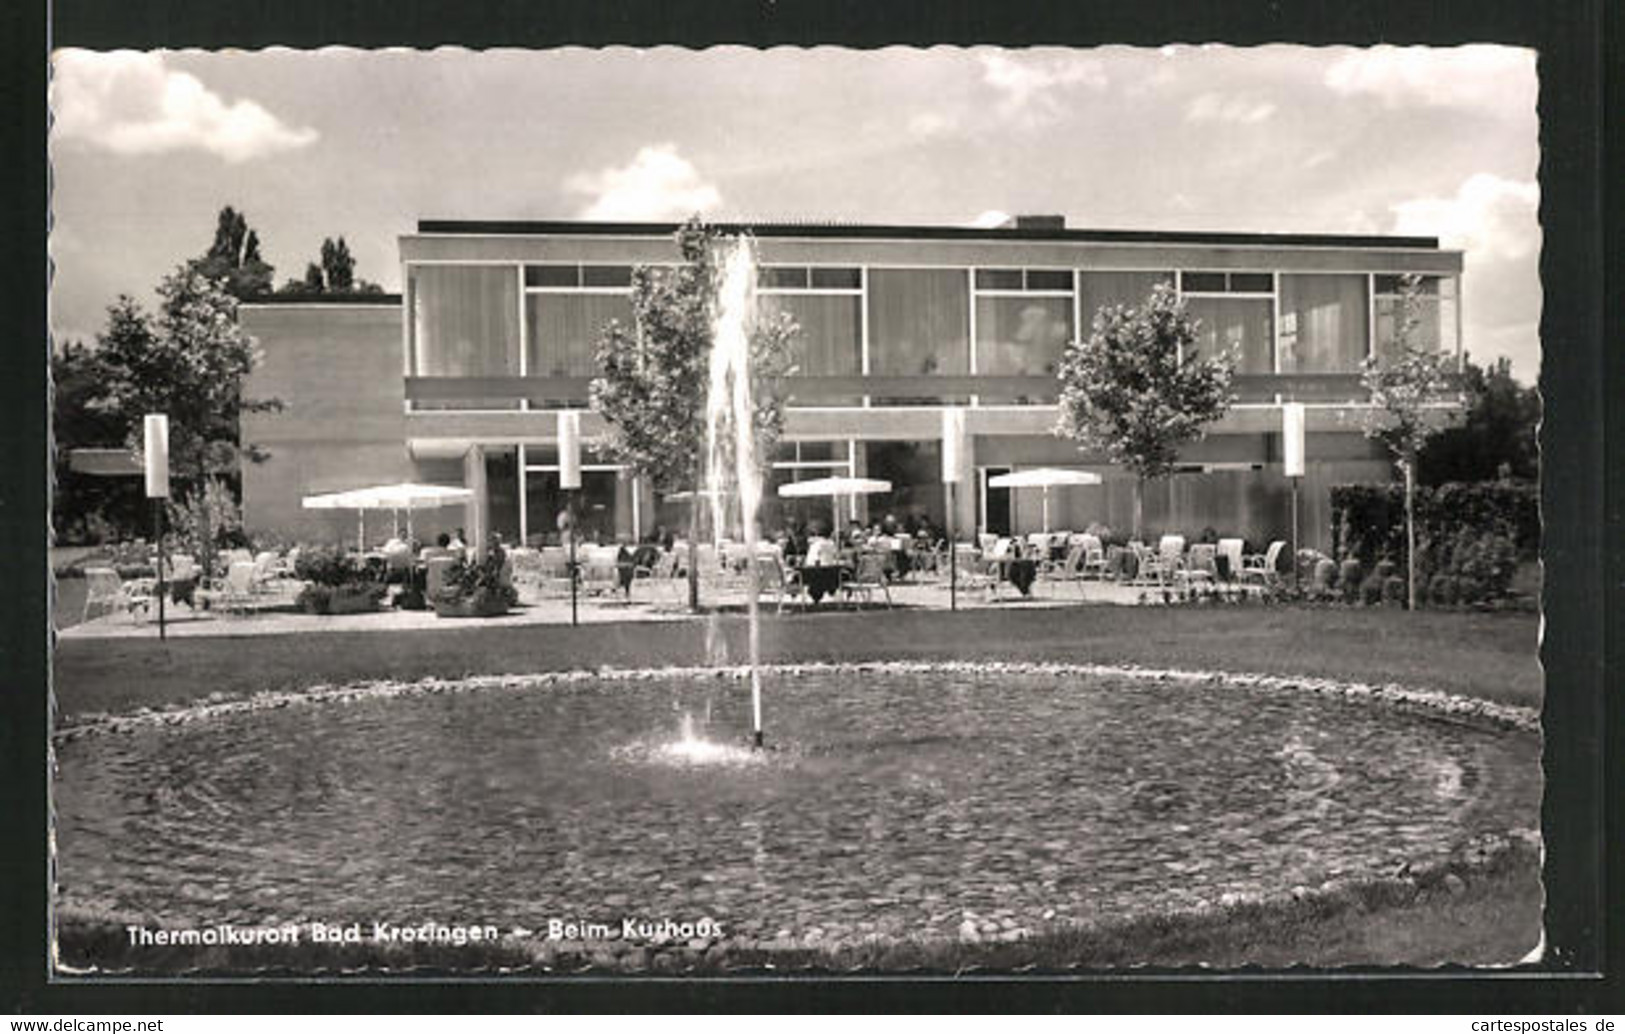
1282 403 1306 479
941 407 965 485
941 407 966 612
143 414 170 498
557 411 582 490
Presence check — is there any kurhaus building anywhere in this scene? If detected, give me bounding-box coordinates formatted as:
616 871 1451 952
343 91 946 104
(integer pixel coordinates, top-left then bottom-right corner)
239 216 1463 552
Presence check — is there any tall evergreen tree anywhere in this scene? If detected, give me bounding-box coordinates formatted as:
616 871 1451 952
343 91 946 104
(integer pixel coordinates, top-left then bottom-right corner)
192 205 275 300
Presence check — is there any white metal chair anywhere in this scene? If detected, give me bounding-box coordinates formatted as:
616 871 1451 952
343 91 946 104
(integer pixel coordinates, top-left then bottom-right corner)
1217 538 1245 582
841 552 894 609
80 567 153 624
1041 538 1090 597
1242 540 1287 587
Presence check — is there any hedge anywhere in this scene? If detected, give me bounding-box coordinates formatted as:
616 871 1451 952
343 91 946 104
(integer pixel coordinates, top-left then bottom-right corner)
1329 480 1538 569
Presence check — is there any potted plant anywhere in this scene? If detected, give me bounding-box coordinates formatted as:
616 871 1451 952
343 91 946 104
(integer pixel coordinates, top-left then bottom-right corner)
431 555 518 618
293 545 385 615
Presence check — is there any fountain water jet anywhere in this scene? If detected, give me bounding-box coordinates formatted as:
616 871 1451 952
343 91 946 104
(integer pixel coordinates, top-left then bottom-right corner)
705 236 766 748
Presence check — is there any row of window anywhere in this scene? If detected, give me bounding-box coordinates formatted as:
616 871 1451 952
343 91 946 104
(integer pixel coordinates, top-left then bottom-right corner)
407 264 1460 408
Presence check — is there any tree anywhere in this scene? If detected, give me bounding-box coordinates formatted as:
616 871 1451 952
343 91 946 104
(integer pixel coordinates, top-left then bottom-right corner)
90 266 283 573
320 236 356 292
590 218 798 610
276 235 386 295
1358 273 1460 610
1418 354 1538 485
51 340 146 543
1054 282 1236 540
192 206 275 300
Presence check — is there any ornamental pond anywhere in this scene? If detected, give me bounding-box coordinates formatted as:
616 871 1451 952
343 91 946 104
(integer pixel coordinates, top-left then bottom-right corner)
53 665 1540 956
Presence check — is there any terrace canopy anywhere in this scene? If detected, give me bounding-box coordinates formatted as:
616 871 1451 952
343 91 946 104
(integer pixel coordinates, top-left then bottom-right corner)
987 468 1103 533
301 482 474 548
777 476 893 528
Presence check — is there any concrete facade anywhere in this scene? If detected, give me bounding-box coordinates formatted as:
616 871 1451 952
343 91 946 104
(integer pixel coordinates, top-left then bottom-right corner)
239 219 1463 553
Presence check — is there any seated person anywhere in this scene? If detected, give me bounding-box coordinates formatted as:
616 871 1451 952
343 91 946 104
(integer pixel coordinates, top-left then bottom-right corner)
420 532 454 562
805 532 839 568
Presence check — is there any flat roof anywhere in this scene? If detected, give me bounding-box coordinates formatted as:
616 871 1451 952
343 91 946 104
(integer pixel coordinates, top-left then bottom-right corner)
241 293 402 306
414 219 1442 251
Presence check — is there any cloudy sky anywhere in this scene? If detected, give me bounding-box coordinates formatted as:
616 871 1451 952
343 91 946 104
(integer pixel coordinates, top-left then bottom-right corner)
49 45 1541 380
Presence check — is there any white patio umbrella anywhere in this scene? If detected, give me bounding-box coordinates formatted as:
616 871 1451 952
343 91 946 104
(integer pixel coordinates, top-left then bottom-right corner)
302 483 474 549
777 475 893 530
987 467 1103 533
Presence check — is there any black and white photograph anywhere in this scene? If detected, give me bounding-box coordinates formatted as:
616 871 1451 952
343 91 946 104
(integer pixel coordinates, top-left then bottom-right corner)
31 14 1604 1006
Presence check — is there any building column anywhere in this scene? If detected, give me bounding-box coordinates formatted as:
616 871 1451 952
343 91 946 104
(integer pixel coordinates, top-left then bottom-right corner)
955 435 979 541
463 444 488 554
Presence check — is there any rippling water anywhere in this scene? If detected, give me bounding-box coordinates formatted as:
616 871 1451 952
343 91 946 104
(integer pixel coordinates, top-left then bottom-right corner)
54 670 1540 944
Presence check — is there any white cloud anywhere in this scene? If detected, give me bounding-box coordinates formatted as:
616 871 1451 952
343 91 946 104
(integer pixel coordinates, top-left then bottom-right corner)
1185 92 1277 124
968 209 1011 229
1390 172 1539 260
566 144 721 221
978 52 1107 125
907 111 956 140
1392 173 1542 380
50 50 318 162
1324 44 1534 109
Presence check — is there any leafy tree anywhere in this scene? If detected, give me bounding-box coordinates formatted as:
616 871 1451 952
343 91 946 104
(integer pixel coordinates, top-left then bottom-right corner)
1418 354 1538 485
1358 273 1460 610
1054 282 1236 539
51 340 145 543
192 205 275 300
590 218 798 610
89 267 283 573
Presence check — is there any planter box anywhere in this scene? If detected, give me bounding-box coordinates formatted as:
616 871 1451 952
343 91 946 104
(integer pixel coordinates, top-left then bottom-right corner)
432 597 510 619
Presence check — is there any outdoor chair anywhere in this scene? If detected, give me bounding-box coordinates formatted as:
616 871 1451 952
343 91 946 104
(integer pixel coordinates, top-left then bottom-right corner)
212 561 260 616
580 546 623 598
754 554 808 613
80 567 154 624
841 552 893 609
1041 539 1090 597
1242 540 1287 588
952 543 997 596
1217 538 1245 582
1178 543 1217 589
1138 535 1187 586
1079 534 1107 579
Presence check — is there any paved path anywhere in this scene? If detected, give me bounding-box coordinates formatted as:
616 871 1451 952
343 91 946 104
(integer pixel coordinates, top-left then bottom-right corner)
57 575 1222 640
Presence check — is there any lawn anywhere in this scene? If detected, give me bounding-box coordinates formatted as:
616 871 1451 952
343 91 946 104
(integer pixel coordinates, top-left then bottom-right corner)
52 604 1542 721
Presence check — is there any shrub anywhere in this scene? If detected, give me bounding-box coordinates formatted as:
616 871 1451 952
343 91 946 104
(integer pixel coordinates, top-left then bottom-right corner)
1330 480 1538 567
293 545 358 588
432 555 518 613
1428 573 1458 606
1312 557 1338 591
1456 576 1485 605
1359 574 1384 606
1339 559 1363 601
1382 575 1407 605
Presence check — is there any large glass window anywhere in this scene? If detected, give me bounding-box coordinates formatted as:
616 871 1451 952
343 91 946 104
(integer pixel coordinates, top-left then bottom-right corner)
526 294 632 378
863 441 946 532
1187 297 1274 373
1374 275 1459 360
975 296 1072 378
1278 274 1369 373
409 265 521 410
1077 271 1174 334
1183 271 1275 374
759 293 862 405
867 268 970 404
